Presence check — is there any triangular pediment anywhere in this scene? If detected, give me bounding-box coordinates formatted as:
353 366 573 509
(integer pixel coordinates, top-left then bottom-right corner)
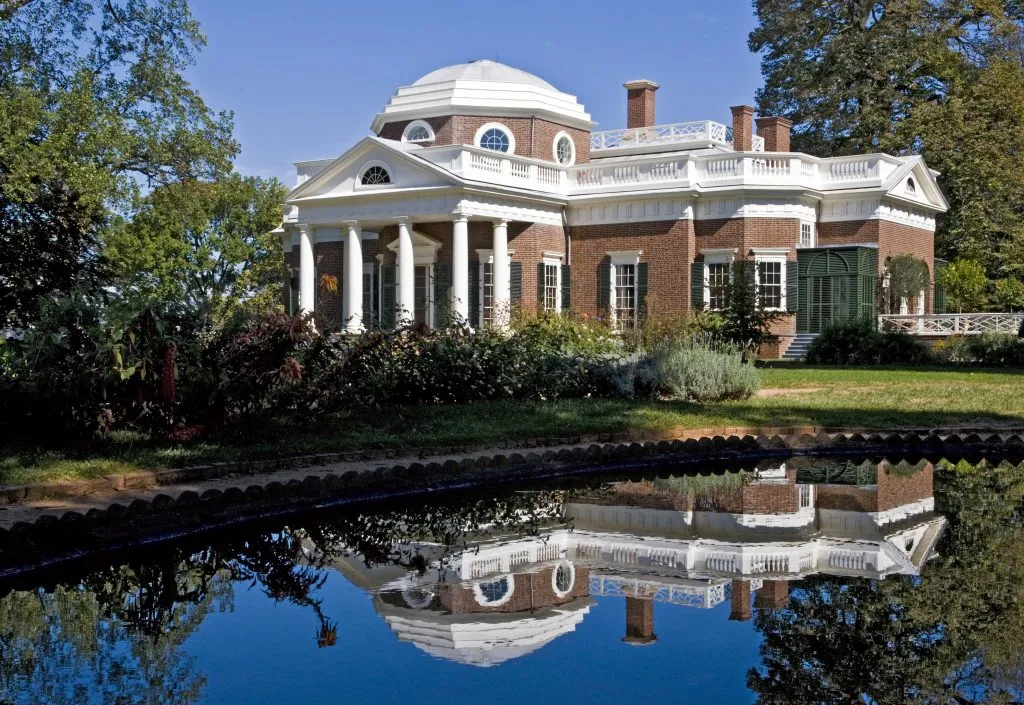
882 156 949 211
286 137 460 203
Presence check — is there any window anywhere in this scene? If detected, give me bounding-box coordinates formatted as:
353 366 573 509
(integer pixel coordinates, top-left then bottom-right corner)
615 264 636 330
402 120 434 143
360 165 391 185
906 177 916 193
707 262 731 310
362 264 377 327
757 260 783 309
475 123 515 154
474 575 514 606
553 132 575 166
799 222 815 248
542 261 560 312
552 562 575 596
481 260 494 326
413 264 432 327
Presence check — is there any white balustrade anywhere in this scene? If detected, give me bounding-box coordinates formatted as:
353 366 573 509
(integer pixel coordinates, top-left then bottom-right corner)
828 550 868 571
750 553 790 574
704 158 741 179
824 158 879 182
879 313 1024 336
509 549 530 568
537 543 561 562
750 157 791 178
470 556 502 578
705 552 739 573
591 120 731 151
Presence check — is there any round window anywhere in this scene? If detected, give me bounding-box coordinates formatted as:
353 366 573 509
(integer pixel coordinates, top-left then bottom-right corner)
477 576 511 603
551 562 575 596
361 165 391 185
479 127 511 152
555 135 574 165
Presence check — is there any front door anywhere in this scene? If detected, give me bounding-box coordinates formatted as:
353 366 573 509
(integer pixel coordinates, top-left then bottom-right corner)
808 276 850 332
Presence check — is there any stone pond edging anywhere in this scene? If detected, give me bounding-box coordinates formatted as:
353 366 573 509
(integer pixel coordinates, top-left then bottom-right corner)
1 425 1023 580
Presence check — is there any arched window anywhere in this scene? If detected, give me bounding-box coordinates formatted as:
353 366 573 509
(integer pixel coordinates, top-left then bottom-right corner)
476 123 515 153
360 165 391 185
553 132 575 166
906 177 916 193
402 120 435 143
552 562 575 597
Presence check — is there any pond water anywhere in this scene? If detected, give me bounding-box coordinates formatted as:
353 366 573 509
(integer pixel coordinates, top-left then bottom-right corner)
1 454 1022 704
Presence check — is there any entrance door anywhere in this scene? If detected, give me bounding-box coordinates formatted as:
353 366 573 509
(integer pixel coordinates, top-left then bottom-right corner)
808 276 850 333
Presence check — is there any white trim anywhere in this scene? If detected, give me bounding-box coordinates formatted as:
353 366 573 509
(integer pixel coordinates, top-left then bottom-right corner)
752 250 789 311
799 220 816 248
541 257 563 313
472 574 515 607
355 159 396 190
551 562 576 598
702 249 736 311
608 250 642 266
476 248 514 326
386 229 442 266
401 120 435 143
701 248 737 262
568 198 693 226
475 122 517 155
542 250 565 260
552 131 576 166
608 251 642 330
696 197 817 221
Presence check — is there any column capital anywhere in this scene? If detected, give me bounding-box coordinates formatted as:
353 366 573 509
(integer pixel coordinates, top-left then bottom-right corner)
296 223 311 232
451 212 470 223
491 218 509 227
341 219 360 229
394 216 411 224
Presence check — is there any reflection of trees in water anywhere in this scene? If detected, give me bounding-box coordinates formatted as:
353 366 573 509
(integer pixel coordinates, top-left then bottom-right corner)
0 488 569 704
749 459 1024 704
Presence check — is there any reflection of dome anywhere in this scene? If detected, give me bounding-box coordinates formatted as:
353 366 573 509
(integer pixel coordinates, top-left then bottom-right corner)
371 60 594 133
378 597 593 667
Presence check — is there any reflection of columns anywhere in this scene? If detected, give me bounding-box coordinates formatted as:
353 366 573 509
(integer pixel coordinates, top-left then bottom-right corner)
754 580 790 610
623 596 656 645
452 215 469 324
342 221 363 333
396 217 414 325
299 224 315 315
729 579 752 622
491 219 510 328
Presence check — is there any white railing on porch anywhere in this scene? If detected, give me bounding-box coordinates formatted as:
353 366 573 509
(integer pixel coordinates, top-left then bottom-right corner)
590 121 766 153
879 313 1024 336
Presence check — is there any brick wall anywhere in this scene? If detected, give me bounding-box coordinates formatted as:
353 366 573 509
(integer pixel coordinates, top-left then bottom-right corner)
437 565 591 615
877 461 933 511
754 580 790 609
377 115 591 164
730 579 752 621
624 596 656 642
814 485 879 512
509 222 567 313
570 219 694 319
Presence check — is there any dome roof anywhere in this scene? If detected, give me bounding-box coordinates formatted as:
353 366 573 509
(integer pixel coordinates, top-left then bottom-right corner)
371 60 593 133
411 60 558 92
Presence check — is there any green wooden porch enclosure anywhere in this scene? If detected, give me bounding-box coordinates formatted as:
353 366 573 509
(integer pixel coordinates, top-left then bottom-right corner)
797 247 878 333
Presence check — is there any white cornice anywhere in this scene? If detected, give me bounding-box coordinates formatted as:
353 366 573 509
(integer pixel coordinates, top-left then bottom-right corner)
568 198 693 226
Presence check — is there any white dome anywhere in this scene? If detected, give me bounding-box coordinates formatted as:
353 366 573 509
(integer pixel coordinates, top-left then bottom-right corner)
372 60 593 133
412 60 559 92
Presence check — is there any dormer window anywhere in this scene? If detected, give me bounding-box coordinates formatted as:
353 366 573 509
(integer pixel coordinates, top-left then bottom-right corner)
402 120 435 143
360 164 391 185
906 177 917 194
476 123 515 154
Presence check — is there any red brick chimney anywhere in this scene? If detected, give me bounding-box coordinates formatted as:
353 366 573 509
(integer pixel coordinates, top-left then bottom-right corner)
625 80 659 129
730 105 755 152
756 116 794 152
623 596 657 645
729 579 753 622
754 580 791 610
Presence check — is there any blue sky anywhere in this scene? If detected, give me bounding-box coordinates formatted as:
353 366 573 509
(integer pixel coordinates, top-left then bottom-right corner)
184 0 764 186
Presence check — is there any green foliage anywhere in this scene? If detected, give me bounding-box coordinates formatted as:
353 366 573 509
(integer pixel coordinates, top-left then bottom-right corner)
749 1 1024 276
509 311 619 357
720 259 784 350
0 0 238 327
650 337 761 401
932 332 1024 366
806 317 932 365
992 277 1024 311
880 254 930 314
938 258 988 313
104 174 289 330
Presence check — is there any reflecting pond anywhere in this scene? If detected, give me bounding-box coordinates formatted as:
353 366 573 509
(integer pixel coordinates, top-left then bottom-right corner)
2 455 1023 704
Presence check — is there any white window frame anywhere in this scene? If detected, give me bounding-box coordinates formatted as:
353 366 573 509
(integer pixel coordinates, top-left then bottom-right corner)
798 221 816 249
608 250 642 330
702 248 736 311
474 122 516 155
473 574 515 607
752 247 789 311
401 120 435 143
355 159 394 189
552 131 576 166
476 248 514 327
551 562 576 598
413 262 435 329
541 253 563 313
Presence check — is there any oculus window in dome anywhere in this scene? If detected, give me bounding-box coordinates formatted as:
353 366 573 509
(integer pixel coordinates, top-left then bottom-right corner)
553 132 575 166
476 123 515 154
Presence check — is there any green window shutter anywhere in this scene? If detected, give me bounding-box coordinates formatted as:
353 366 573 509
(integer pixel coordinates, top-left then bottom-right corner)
381 265 396 329
468 262 480 328
289 276 299 316
934 258 947 314
690 262 704 310
509 262 523 305
561 265 571 312
786 260 799 312
637 262 649 321
598 259 611 314
433 262 451 325
537 262 547 312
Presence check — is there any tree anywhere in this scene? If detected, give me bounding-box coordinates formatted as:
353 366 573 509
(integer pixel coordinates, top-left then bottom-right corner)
719 259 785 351
748 1 1024 274
104 175 288 329
992 277 1024 311
939 258 988 312
0 0 237 328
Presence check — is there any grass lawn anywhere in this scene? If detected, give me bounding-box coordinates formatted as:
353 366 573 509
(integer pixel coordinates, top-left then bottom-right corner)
1 365 1022 486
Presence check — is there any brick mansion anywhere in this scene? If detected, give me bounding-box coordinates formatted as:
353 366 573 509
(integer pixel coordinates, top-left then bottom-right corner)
278 60 948 356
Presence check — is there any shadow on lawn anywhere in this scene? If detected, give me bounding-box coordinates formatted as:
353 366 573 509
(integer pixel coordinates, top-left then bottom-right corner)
757 361 1024 376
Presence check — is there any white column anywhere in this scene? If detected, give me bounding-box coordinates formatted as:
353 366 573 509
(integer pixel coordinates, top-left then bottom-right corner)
396 217 415 326
299 224 315 315
343 221 363 333
451 215 470 324
492 219 510 328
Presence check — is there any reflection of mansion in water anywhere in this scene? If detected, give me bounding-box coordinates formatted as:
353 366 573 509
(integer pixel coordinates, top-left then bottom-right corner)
326 460 945 666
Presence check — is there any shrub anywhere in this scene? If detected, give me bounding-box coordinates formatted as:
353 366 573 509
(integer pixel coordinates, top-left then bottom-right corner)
806 318 931 365
650 337 760 401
